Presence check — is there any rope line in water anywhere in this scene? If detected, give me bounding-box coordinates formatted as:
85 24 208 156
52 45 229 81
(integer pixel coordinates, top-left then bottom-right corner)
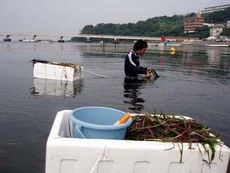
83 69 112 78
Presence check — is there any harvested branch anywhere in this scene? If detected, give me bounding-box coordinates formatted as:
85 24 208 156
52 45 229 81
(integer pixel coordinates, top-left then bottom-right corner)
126 113 221 163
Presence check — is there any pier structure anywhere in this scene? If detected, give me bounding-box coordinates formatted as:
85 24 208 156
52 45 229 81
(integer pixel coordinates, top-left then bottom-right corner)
0 33 173 43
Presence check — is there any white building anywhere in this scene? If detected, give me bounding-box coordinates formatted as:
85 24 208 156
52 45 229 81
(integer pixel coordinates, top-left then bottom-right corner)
210 26 223 37
201 4 230 14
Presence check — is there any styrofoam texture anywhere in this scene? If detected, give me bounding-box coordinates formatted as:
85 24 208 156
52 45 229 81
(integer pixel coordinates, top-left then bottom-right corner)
33 62 83 81
46 110 230 173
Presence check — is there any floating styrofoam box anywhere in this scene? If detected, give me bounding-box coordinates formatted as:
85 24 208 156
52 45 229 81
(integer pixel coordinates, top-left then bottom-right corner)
31 78 83 97
46 110 230 173
32 60 83 81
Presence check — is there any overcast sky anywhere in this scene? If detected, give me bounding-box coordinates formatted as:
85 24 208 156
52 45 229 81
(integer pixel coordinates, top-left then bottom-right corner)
0 0 229 34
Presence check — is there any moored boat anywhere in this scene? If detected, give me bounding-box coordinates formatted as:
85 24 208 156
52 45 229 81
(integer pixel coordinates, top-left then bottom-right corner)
58 36 65 43
3 35 11 42
19 35 40 42
3 38 11 42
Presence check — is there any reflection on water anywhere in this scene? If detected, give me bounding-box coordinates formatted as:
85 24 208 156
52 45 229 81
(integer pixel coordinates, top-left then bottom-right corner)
207 49 221 65
31 78 83 97
123 77 154 112
168 46 230 80
123 78 145 112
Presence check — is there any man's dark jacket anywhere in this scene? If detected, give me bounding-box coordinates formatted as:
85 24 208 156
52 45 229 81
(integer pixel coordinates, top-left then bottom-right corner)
124 50 147 77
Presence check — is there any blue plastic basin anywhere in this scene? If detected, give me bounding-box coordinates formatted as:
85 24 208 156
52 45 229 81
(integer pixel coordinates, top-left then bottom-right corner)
69 106 132 139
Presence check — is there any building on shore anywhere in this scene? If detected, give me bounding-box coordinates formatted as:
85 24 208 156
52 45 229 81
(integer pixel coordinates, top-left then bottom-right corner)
201 4 230 14
210 25 224 37
184 13 205 33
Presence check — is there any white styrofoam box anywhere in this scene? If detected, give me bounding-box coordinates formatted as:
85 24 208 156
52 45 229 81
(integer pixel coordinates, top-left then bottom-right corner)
32 78 83 97
46 110 230 173
33 61 83 81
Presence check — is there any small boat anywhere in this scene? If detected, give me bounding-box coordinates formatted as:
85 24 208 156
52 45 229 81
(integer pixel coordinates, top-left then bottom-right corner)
57 39 65 43
58 36 65 43
3 38 11 42
32 59 83 81
46 110 230 173
19 35 40 42
3 35 11 42
19 39 37 42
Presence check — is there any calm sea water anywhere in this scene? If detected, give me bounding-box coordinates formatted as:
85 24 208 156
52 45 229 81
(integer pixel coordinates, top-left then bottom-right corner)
0 42 229 173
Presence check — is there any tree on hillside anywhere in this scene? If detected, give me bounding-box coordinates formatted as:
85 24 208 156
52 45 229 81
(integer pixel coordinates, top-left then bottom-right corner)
196 26 210 39
220 27 230 36
81 25 95 34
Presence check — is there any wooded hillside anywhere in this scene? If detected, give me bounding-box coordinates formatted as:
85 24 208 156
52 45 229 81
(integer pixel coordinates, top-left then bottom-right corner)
79 7 230 38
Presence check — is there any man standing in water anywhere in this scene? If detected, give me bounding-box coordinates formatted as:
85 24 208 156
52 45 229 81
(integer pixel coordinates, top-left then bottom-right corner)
124 39 159 79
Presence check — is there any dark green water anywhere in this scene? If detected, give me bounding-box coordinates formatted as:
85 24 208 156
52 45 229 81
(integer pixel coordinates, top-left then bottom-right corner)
0 42 229 172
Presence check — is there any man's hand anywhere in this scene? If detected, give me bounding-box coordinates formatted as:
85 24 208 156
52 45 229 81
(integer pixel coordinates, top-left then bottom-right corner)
146 67 153 78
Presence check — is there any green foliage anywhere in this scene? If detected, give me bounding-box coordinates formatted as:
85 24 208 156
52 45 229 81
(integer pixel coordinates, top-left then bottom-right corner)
81 25 95 34
81 15 184 37
80 8 230 38
220 27 230 36
195 26 210 39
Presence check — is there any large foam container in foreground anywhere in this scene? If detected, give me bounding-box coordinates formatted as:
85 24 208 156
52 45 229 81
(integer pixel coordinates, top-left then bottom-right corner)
69 106 132 139
46 110 230 173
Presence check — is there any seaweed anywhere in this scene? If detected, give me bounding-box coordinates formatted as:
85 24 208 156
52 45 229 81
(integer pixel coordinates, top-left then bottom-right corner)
126 112 221 164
